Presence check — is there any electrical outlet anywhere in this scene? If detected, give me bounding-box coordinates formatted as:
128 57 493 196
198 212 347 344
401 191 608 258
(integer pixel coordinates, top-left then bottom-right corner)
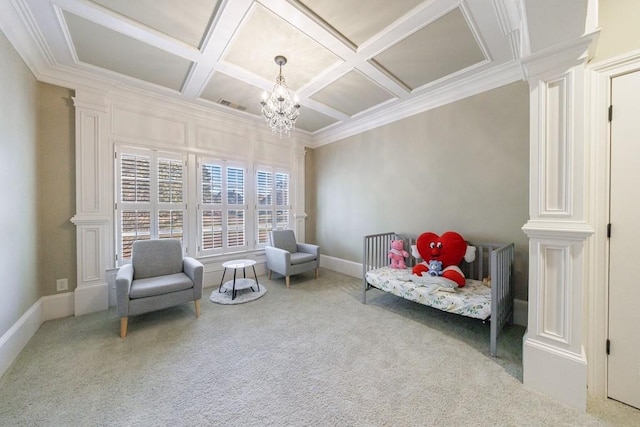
56 278 68 292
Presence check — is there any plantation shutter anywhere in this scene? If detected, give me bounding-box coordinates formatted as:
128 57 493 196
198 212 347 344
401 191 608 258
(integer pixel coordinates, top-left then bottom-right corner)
116 147 186 264
256 167 290 246
157 156 184 241
119 151 151 260
198 158 247 255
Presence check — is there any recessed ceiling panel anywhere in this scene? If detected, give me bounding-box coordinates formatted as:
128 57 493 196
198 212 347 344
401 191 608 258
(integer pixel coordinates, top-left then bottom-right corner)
223 5 340 91
373 8 486 90
311 70 394 116
298 0 424 46
90 0 220 47
64 12 192 91
295 108 339 133
200 72 263 116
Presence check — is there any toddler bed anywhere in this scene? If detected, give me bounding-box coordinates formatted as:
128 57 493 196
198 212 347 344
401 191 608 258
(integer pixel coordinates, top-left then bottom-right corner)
362 232 515 357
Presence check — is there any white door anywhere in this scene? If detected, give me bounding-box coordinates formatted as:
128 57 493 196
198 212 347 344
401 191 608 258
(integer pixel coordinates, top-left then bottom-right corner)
608 70 640 410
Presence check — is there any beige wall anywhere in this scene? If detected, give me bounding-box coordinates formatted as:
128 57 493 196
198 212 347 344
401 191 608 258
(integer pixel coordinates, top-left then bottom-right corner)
304 147 317 244
37 83 76 295
593 0 640 62
312 82 530 300
0 30 40 336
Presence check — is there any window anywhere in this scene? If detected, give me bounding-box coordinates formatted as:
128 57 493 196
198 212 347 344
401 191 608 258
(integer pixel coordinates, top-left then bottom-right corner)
256 168 290 246
116 147 185 263
198 158 247 255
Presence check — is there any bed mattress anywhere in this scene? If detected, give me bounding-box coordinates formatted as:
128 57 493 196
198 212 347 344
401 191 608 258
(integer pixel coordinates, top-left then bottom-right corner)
365 267 492 320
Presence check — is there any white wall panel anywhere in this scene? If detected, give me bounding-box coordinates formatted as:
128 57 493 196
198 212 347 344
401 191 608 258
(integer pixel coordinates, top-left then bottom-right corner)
543 76 570 214
112 107 187 146
540 245 570 343
78 111 101 213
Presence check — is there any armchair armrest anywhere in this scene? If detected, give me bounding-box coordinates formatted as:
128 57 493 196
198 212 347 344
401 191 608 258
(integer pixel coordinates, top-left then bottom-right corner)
296 243 319 257
115 264 134 316
183 257 204 299
265 245 291 276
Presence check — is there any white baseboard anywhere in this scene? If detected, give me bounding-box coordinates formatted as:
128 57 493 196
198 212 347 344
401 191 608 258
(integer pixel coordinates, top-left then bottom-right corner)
74 283 109 316
0 292 74 379
320 254 362 278
524 335 587 410
320 254 528 327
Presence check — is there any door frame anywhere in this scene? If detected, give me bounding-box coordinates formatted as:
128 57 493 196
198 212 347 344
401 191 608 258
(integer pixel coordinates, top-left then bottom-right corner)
588 49 640 399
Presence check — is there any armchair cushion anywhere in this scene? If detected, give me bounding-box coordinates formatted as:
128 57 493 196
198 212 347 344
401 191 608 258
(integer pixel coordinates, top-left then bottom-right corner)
269 230 298 254
132 239 183 279
129 272 195 299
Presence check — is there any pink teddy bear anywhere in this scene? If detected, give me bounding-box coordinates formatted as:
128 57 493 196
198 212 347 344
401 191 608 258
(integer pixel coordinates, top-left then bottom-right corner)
388 239 409 269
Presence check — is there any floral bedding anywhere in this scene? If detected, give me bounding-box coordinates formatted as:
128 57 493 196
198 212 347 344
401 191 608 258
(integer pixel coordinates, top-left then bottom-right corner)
365 267 492 320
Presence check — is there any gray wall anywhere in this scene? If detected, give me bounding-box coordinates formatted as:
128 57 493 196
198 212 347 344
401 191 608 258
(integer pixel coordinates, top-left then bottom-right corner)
311 82 530 300
0 30 40 337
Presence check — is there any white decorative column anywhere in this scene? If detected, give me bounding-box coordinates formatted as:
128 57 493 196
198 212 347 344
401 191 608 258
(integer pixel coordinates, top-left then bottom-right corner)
70 90 112 315
292 141 307 242
520 35 596 411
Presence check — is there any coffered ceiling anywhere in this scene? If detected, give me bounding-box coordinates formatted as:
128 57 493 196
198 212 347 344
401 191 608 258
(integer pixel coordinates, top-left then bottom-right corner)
1 0 530 143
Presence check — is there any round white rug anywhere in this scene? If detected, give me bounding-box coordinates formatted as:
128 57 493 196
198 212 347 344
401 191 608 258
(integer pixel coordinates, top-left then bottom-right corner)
209 283 267 305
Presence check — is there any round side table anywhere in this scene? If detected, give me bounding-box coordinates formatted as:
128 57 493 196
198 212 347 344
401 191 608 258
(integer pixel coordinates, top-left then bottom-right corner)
218 259 260 300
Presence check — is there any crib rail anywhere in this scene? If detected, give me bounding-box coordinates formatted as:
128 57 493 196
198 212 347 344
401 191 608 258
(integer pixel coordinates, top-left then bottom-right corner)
489 242 515 357
362 232 415 303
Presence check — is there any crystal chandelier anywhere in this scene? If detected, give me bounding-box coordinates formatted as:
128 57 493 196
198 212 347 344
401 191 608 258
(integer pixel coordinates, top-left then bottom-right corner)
260 55 301 137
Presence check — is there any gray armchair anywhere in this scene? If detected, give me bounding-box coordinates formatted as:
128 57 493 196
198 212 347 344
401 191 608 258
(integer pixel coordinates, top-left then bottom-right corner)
265 230 320 288
116 239 203 337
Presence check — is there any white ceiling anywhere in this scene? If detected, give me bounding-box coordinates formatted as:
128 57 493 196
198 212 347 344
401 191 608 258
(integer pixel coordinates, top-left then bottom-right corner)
1 0 532 144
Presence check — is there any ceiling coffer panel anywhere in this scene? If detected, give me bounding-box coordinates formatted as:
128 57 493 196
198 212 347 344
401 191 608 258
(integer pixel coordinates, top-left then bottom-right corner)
372 8 486 90
294 108 339 133
297 0 425 47
200 72 263 116
222 5 341 91
64 11 192 91
310 70 394 116
89 0 221 48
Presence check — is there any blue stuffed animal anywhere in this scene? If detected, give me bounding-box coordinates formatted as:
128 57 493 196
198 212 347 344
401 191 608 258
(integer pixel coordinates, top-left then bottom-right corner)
427 260 443 277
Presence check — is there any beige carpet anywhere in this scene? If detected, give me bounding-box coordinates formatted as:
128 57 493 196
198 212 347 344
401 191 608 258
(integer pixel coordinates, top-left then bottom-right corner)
0 270 638 426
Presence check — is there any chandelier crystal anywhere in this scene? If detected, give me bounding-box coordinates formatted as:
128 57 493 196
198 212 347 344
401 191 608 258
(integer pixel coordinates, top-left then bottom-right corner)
260 55 301 137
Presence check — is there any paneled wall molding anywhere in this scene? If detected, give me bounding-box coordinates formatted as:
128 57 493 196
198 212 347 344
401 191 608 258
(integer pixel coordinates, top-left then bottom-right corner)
71 89 111 316
520 31 599 81
105 85 314 150
69 215 110 226
293 212 308 242
522 35 596 410
522 220 594 240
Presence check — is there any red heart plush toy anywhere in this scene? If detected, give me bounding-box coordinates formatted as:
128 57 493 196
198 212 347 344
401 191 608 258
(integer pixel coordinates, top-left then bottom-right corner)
412 231 468 287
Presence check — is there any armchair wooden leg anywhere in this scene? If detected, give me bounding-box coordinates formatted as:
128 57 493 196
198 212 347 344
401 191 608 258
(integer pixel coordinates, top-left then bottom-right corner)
286 276 290 288
194 299 201 318
268 270 272 280
315 268 319 279
120 317 128 338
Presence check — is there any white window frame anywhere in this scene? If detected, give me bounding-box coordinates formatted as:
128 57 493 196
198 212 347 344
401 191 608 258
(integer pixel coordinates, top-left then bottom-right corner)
115 146 187 265
197 156 248 256
255 166 291 248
